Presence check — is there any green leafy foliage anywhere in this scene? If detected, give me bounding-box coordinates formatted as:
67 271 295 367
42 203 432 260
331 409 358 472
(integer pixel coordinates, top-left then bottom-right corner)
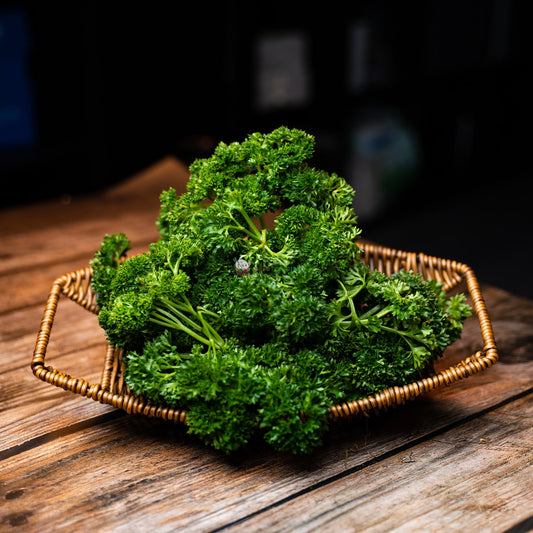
90 126 472 455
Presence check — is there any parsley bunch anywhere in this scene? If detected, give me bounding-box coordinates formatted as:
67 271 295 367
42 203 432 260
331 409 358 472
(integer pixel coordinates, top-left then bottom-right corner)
91 127 471 454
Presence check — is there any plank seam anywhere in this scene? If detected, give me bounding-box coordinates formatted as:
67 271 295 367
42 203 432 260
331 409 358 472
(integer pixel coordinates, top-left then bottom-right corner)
0 410 125 462
210 387 533 532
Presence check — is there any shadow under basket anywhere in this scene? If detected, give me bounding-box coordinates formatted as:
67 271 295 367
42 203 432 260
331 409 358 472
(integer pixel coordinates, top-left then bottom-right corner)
31 243 498 425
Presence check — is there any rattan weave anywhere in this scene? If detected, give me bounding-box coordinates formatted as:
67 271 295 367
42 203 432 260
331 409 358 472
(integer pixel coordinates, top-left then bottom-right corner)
31 243 498 425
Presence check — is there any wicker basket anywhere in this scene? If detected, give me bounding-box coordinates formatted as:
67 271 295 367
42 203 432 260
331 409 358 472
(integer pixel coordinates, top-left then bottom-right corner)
31 243 498 425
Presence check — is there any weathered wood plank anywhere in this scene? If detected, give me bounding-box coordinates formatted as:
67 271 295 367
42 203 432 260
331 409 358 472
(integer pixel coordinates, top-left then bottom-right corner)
2 286 532 525
1 299 114 451
1 389 531 532
2 156 532 533
1 349 115 453
227 393 533 533
0 210 160 277
0 243 149 315
0 156 189 283
0 156 189 238
1 299 102 368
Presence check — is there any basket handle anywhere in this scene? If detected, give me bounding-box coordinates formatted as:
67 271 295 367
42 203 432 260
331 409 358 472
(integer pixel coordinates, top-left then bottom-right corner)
31 268 103 399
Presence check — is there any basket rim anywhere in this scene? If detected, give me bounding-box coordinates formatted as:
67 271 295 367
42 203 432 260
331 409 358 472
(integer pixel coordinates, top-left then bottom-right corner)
31 243 498 424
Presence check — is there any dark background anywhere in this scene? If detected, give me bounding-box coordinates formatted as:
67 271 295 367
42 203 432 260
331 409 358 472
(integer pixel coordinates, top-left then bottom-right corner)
1 2 532 297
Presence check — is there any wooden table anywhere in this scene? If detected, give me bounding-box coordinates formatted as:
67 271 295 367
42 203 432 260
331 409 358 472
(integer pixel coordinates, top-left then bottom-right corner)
2 157 532 532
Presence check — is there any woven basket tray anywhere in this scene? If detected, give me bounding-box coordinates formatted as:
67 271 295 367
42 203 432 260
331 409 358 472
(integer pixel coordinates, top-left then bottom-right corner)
31 243 498 424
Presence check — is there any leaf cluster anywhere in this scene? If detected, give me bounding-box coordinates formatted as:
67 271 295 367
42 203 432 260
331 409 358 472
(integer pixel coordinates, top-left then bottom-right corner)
90 126 471 455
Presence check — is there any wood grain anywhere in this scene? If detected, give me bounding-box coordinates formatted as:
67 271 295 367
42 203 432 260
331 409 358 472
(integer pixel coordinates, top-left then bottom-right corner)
0 156 189 238
2 385 531 532
1 156 532 533
224 393 533 533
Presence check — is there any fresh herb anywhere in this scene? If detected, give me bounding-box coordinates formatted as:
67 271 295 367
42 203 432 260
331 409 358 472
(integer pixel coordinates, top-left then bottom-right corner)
91 126 471 454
